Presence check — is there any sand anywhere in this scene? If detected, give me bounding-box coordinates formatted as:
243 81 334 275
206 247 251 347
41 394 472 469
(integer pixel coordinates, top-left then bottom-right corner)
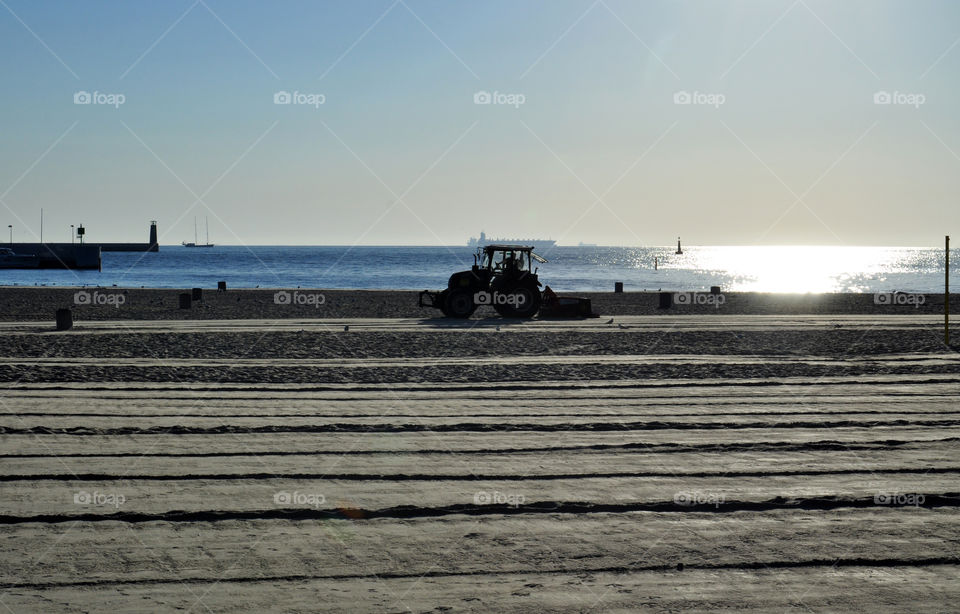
0 288 958 612
0 286 956 320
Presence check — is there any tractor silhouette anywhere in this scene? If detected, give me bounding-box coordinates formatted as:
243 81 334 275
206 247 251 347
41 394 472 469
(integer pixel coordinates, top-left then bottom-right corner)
419 245 547 318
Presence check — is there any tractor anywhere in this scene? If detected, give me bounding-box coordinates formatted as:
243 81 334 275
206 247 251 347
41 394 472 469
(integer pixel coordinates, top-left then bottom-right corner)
419 245 547 318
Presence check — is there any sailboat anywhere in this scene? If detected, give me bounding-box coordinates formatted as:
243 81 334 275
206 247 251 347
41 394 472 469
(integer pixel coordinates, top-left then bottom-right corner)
183 217 214 248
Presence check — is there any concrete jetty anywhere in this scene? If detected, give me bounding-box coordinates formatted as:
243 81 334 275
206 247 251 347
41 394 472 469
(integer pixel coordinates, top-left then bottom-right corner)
4 221 159 270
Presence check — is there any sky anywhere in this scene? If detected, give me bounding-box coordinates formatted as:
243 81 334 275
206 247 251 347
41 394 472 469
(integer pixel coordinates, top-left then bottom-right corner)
0 0 958 246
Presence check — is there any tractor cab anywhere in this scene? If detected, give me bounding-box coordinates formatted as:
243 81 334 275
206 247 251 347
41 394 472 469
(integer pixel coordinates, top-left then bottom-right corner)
476 245 545 280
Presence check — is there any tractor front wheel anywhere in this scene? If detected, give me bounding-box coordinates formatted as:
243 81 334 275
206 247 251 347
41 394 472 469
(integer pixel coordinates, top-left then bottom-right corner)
444 288 477 319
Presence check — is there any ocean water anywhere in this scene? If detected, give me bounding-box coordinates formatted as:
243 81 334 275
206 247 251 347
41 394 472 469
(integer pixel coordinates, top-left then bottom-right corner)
1 245 957 293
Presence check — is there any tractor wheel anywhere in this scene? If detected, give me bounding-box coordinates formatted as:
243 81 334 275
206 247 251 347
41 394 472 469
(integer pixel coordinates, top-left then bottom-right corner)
444 288 477 319
494 286 541 318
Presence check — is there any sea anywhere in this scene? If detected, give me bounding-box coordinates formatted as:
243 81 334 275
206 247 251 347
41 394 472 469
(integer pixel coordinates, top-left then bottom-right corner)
1 245 957 294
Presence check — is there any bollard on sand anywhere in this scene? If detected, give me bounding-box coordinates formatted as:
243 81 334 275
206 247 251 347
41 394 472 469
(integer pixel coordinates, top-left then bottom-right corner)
55 308 73 331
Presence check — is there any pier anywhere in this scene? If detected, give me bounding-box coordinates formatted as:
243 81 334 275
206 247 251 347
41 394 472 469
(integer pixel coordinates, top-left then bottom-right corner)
3 221 159 270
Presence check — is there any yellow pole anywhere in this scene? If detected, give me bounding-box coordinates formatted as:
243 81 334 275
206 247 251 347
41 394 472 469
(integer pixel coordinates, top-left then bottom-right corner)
946 235 950 346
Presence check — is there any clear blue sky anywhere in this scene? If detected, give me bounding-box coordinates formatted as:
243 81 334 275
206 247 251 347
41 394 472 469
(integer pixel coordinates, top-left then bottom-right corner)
1 0 958 245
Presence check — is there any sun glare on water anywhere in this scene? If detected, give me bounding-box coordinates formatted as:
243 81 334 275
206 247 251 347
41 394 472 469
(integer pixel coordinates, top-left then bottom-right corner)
687 246 900 293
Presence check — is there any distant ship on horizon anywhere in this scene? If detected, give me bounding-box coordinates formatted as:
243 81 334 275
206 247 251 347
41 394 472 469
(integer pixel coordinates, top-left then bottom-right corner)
467 231 556 248
183 217 214 248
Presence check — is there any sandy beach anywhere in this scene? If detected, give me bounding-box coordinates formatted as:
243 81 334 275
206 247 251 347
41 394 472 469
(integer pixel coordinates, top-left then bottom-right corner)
0 288 958 612
0 286 955 320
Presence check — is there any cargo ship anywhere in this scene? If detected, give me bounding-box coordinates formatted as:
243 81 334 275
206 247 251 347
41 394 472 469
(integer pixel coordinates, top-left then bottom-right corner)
467 231 555 248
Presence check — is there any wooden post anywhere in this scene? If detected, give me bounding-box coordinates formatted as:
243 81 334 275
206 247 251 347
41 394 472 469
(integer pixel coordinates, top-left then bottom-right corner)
947 235 951 345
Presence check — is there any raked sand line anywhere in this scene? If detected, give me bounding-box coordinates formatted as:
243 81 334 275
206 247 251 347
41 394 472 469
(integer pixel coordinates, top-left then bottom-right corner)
3 436 958 458
8 416 960 435
0 313 947 335
4 494 960 525
4 441 956 475
1 372 958 391
2 558 959 592
6 475 958 517
2 353 959 369
6 467 960 483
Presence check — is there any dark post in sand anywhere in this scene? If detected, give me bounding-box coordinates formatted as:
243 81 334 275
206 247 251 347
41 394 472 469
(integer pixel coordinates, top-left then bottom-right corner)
947 235 951 345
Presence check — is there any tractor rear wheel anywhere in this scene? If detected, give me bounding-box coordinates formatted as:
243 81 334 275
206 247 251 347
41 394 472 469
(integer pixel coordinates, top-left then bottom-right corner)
437 290 452 317
494 286 541 318
444 288 477 318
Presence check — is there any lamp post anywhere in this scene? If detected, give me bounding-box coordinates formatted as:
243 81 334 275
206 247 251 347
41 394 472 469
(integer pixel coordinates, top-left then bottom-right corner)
7 225 11 245
71 225 75 245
